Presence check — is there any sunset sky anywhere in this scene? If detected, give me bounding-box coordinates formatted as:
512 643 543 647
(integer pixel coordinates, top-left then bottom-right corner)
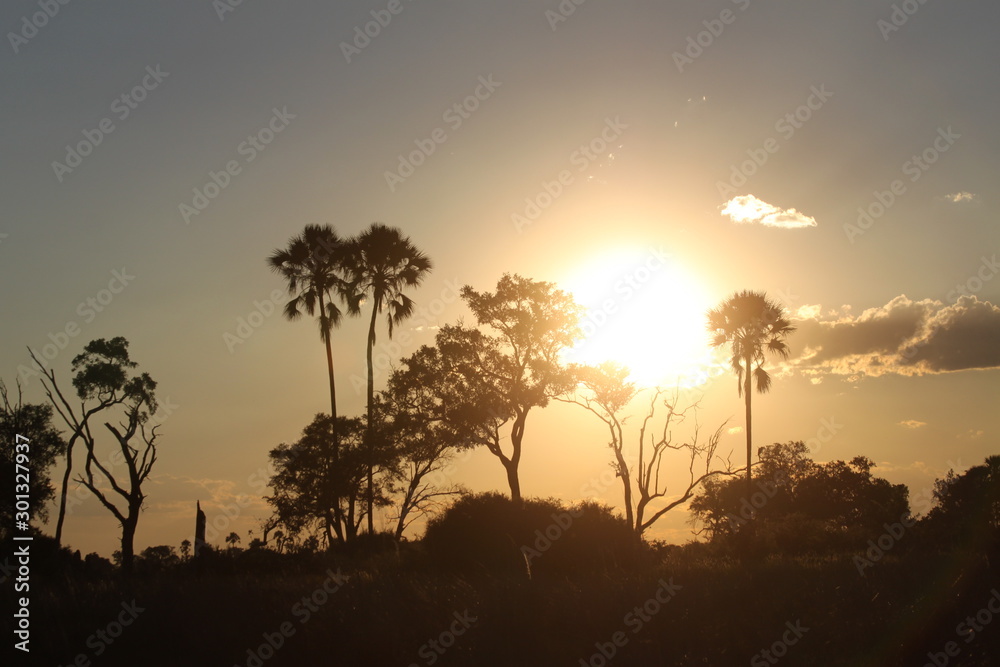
2 0 998 557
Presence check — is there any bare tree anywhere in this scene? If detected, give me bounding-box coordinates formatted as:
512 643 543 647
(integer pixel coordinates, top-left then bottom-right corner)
31 337 160 570
565 367 742 536
633 389 741 535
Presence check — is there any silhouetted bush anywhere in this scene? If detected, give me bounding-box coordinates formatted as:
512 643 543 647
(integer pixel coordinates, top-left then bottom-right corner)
422 492 641 576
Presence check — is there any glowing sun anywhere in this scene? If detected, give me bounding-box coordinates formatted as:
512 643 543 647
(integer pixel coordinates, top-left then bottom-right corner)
562 246 714 388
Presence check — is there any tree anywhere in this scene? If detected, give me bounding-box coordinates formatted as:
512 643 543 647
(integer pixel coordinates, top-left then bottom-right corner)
558 363 637 529
0 381 67 540
180 539 191 560
381 346 471 539
924 456 1000 550
691 441 909 552
225 532 241 550
440 274 584 502
561 369 740 535
32 337 160 571
346 222 432 535
706 290 794 497
266 415 390 545
268 224 359 540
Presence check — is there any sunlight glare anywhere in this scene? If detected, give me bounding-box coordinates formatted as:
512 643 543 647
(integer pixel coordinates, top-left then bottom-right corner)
562 246 714 388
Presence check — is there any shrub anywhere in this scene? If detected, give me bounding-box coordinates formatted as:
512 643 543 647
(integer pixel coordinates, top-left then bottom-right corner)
421 492 641 576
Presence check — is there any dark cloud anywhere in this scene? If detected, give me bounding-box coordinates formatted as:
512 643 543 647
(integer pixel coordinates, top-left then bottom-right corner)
788 296 1000 377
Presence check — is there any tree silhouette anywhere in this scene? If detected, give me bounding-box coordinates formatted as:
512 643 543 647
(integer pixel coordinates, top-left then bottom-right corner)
559 362 637 528
225 531 241 550
0 381 66 540
346 222 432 535
439 274 583 502
562 369 739 535
268 224 359 541
381 346 470 538
32 337 160 571
706 290 794 497
266 414 389 544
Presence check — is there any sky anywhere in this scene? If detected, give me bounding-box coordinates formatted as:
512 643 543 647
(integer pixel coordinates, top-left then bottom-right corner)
2 0 998 558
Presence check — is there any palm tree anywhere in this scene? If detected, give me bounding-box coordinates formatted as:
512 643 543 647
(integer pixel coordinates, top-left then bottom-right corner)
347 223 432 534
706 290 794 498
268 225 358 541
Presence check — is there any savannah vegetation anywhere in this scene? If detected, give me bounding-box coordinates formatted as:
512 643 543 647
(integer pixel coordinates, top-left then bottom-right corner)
3 224 998 666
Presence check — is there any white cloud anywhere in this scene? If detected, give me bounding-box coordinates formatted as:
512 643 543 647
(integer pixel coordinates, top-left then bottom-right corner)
720 195 817 229
898 420 927 429
942 191 978 203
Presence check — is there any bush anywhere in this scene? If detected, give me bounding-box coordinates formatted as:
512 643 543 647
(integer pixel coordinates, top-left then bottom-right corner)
421 492 641 576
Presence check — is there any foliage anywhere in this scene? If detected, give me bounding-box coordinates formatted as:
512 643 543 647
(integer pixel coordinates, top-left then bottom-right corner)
0 382 66 537
422 492 641 576
690 441 910 553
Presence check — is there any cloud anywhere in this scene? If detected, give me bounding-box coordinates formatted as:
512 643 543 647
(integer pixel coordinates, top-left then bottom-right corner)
727 426 744 435
941 191 978 203
720 195 817 229
898 420 927 429
787 295 1000 378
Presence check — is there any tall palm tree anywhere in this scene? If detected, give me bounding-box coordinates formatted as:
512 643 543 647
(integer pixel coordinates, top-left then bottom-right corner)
268 225 358 540
706 290 795 498
347 223 432 534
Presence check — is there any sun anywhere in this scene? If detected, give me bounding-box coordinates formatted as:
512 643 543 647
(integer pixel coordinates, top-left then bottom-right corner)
561 246 714 388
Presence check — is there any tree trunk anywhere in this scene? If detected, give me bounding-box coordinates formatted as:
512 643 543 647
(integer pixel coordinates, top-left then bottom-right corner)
744 354 753 498
504 461 522 504
54 439 74 546
365 306 378 535
121 511 139 573
319 292 345 543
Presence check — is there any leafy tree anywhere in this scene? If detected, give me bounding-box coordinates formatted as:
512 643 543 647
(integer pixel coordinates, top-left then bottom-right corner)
380 345 471 538
923 455 1000 550
691 441 909 552
0 382 67 540
268 225 359 540
225 532 241 550
706 290 794 497
266 415 393 545
32 337 161 570
346 223 432 534
180 539 191 560
438 274 583 502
